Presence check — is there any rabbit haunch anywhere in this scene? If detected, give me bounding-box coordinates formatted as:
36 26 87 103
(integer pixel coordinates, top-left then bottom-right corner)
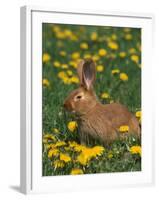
64 58 140 144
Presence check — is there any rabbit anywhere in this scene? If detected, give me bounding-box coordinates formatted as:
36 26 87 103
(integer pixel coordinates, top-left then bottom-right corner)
63 58 141 145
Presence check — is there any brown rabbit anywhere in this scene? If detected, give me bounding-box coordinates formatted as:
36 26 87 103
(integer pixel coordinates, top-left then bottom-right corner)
64 58 140 145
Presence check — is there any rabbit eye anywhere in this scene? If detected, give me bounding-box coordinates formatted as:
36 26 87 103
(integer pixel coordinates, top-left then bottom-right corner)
76 95 82 99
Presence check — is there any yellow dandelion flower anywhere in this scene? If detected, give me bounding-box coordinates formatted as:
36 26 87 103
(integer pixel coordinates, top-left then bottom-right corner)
43 133 56 143
123 28 131 33
61 64 69 69
119 125 129 133
101 92 110 99
131 55 139 63
71 52 80 60
68 121 78 132
91 146 105 157
70 168 84 175
77 152 90 166
69 60 77 68
129 145 141 156
98 49 107 57
67 70 73 76
53 61 61 68
96 65 104 72
43 53 51 63
125 34 132 40
84 54 91 59
42 78 50 87
74 144 87 152
119 73 128 81
92 54 100 61
52 128 60 134
136 111 141 118
107 152 113 159
55 141 67 147
48 148 59 158
129 48 136 54
60 153 71 163
68 141 78 148
91 32 98 41
64 29 72 37
59 51 66 56
111 69 120 74
80 42 88 49
70 76 79 84
62 77 71 85
58 71 67 79
108 41 119 50
55 31 65 39
119 52 126 58
52 25 60 33
53 160 65 168
111 34 117 40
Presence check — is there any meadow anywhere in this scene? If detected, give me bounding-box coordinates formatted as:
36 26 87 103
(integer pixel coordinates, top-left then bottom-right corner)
42 23 141 176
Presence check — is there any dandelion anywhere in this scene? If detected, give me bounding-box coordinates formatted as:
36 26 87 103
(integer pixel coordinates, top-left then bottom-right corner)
48 148 59 158
108 41 119 50
136 111 141 123
52 25 60 33
91 146 105 157
60 153 71 163
52 128 60 134
111 69 120 75
101 92 110 99
98 49 107 57
58 71 67 79
91 32 98 41
69 60 77 68
129 145 141 156
107 152 113 159
53 61 60 68
70 168 84 175
119 125 129 133
71 52 80 60
129 48 136 54
131 55 139 63
123 28 131 32
70 76 79 84
43 133 56 143
42 78 50 87
59 51 66 56
64 29 72 37
119 73 128 81
68 141 78 148
67 70 73 76
96 65 104 72
68 121 78 132
125 34 132 40
53 160 65 169
55 31 65 39
84 54 91 59
80 42 88 49
111 34 117 40
119 52 126 58
61 64 69 69
74 144 87 152
77 146 104 165
92 54 100 61
55 141 67 147
136 111 141 118
43 53 51 63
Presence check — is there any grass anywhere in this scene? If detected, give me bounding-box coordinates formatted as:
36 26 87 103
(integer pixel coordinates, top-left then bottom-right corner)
42 23 141 176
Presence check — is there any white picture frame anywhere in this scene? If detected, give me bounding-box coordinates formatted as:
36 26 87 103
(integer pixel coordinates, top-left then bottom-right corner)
20 5 154 194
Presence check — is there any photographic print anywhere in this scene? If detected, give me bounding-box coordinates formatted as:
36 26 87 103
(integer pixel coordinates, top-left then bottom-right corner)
42 23 141 176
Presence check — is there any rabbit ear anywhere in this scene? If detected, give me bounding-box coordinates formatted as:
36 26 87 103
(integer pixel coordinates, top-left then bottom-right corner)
82 59 96 90
77 60 85 85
